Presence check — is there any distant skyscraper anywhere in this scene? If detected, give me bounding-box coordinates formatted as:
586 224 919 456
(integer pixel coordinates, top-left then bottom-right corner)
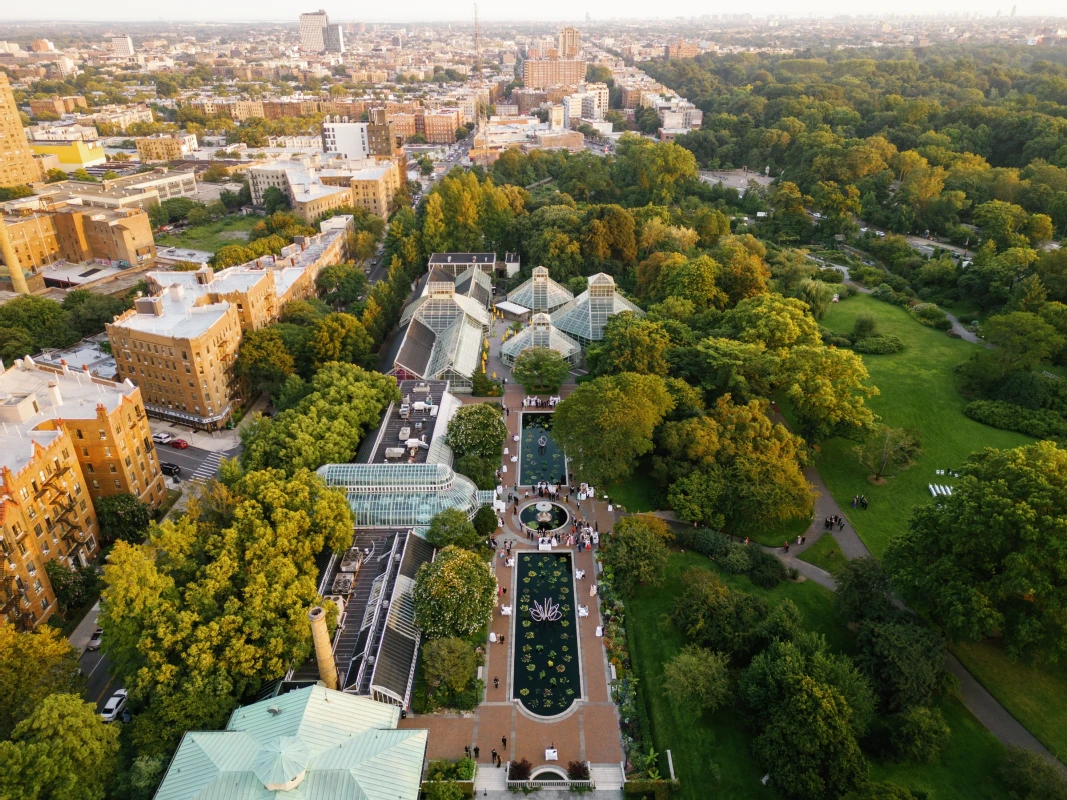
111 35 134 57
558 27 580 59
324 24 345 53
299 10 329 52
0 73 39 190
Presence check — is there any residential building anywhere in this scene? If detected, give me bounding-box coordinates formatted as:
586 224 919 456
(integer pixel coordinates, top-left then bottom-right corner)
523 59 587 89
367 108 399 155
135 133 198 162
1 206 156 293
28 95 87 117
153 686 428 800
25 124 99 143
107 225 347 429
111 36 135 57
558 26 581 58
250 157 402 223
321 119 369 160
665 38 700 59
324 23 345 54
75 103 154 132
0 356 165 630
421 109 461 144
28 139 107 171
19 168 198 213
299 10 330 52
0 73 39 187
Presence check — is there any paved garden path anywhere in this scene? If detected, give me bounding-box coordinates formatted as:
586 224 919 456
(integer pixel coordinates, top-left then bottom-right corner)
759 412 1063 771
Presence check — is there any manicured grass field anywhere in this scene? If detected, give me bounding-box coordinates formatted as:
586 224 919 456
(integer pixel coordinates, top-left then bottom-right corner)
606 467 664 514
626 551 1009 800
749 509 811 547
798 533 847 576
155 215 258 254
816 294 1032 558
952 640 1067 762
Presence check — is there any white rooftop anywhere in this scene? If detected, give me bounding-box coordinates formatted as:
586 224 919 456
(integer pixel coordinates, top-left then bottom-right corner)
0 357 139 475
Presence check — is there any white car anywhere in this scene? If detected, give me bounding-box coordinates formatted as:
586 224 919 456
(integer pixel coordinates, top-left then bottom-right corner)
100 689 128 723
152 432 173 444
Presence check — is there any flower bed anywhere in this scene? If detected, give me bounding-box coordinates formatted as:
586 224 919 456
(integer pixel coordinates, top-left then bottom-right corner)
512 552 581 716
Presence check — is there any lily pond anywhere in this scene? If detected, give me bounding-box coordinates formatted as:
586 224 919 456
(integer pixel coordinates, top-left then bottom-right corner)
512 552 581 717
519 412 567 486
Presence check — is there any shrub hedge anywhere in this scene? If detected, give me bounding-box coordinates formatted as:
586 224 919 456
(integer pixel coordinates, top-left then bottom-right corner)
964 400 1067 441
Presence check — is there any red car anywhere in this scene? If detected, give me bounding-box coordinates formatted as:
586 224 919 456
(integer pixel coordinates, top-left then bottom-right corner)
168 438 189 449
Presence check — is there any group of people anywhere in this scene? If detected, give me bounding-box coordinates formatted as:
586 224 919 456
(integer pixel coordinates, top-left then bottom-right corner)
852 495 870 510
824 514 846 531
522 396 561 408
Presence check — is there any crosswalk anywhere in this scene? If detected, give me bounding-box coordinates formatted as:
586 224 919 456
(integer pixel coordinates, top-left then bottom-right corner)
186 452 223 483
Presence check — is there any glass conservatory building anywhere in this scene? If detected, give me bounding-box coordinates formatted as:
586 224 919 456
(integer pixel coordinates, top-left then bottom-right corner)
316 462 495 528
507 266 574 313
550 272 644 347
500 312 582 366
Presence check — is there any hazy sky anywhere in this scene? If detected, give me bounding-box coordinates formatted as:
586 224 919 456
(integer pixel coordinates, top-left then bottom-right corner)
1 0 1063 23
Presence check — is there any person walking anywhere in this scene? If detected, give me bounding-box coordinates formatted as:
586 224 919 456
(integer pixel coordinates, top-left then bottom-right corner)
491 749 498 766
493 676 499 689
473 746 480 759
502 735 508 749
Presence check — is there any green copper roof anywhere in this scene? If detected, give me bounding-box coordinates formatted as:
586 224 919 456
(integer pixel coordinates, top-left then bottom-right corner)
154 687 427 800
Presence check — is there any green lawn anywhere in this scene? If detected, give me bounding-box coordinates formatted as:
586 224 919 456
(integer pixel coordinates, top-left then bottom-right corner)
952 640 1067 762
815 295 1032 558
155 215 258 254
607 466 665 513
626 552 1009 799
798 533 848 576
749 509 812 547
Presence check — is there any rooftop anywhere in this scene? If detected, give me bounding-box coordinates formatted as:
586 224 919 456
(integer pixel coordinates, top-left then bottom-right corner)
153 686 427 800
0 357 140 475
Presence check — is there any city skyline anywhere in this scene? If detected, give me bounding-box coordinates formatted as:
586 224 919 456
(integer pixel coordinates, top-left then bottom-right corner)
2 2 1066 23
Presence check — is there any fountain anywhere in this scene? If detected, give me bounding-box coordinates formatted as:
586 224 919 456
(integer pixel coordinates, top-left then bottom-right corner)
519 501 570 536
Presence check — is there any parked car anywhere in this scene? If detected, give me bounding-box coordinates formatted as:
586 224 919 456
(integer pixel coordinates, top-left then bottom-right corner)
87 628 104 651
169 439 189 449
100 689 128 723
160 462 181 477
152 432 173 444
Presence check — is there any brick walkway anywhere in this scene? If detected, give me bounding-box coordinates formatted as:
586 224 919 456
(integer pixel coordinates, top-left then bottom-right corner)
401 384 624 773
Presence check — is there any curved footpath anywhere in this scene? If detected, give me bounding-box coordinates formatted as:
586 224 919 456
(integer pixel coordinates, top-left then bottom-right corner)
649 408 1064 772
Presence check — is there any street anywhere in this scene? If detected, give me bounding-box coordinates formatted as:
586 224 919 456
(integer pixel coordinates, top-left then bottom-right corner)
80 645 118 713
154 442 234 484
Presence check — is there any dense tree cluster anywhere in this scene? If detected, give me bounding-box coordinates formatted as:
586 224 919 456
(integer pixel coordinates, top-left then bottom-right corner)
99 468 353 754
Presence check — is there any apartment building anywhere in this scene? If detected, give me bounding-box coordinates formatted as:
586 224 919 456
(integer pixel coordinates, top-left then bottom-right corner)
523 59 587 89
111 36 135 57
1 206 156 293
28 95 88 117
26 124 99 142
0 357 165 630
107 226 347 429
0 73 40 187
322 120 370 160
422 109 462 144
22 168 198 213
251 157 402 223
135 133 198 162
664 38 700 60
76 103 154 132
299 10 330 52
558 27 581 58
367 109 399 156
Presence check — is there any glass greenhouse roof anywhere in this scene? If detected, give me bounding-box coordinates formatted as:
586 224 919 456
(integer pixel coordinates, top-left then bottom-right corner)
507 266 575 313
501 312 581 365
550 273 644 345
316 463 494 527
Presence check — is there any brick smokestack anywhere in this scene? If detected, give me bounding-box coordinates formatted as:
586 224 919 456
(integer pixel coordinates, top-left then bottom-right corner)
308 606 338 690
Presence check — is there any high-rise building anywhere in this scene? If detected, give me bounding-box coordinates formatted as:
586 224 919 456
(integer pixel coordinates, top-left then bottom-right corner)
0 73 40 189
522 59 587 90
558 27 581 59
299 10 329 52
111 35 134 57
324 24 345 53
367 109 399 155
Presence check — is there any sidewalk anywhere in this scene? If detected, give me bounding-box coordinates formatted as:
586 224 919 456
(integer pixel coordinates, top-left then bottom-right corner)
148 393 269 453
68 600 101 654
